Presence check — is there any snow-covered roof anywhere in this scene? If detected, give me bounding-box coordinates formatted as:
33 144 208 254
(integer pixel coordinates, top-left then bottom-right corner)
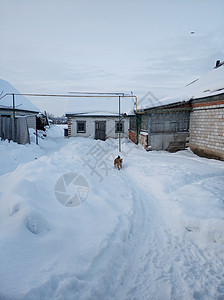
0 79 40 113
140 63 224 110
65 96 135 116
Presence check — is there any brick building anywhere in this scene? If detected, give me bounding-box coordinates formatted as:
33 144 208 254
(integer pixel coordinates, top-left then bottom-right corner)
134 61 224 161
189 93 224 160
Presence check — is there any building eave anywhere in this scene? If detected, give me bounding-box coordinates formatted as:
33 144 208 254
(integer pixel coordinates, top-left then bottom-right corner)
66 113 134 118
0 107 39 114
191 92 224 104
139 101 191 114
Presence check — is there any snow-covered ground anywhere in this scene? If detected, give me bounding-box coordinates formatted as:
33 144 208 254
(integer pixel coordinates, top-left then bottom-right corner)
0 125 224 300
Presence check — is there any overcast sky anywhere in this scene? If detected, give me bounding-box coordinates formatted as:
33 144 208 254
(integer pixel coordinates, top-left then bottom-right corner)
0 0 223 115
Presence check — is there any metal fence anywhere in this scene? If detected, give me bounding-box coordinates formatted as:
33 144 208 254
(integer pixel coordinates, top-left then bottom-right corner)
0 116 30 144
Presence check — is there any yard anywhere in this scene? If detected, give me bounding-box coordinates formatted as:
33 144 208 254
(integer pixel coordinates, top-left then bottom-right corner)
0 125 224 300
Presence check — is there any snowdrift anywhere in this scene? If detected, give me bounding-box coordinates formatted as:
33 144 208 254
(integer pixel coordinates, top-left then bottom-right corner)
0 125 224 299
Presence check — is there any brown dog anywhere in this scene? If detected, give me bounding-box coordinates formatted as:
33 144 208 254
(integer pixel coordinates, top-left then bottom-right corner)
114 155 123 170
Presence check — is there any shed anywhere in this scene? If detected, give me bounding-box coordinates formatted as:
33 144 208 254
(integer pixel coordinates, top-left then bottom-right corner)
0 79 40 128
131 102 191 151
0 79 40 143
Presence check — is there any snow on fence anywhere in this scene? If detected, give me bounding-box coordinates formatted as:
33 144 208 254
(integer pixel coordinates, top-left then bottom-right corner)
0 116 30 144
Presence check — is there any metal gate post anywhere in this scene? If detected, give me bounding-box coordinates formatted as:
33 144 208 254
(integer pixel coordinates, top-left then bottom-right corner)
118 96 121 152
12 93 16 142
148 113 151 146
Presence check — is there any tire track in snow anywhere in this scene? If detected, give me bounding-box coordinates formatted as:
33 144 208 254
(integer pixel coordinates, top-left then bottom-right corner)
111 169 174 300
112 166 224 300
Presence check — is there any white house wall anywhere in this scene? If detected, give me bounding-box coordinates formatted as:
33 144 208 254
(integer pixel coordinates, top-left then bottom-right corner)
69 117 129 139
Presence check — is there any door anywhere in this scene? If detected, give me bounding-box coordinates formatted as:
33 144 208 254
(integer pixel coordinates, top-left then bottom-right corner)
95 121 106 140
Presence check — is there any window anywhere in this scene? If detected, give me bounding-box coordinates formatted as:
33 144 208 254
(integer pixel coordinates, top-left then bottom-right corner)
170 122 177 132
151 122 164 133
77 121 86 133
115 121 124 133
182 119 189 131
141 115 148 130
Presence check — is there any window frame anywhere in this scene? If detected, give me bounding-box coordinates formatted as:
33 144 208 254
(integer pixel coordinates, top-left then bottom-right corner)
76 121 86 133
115 121 124 133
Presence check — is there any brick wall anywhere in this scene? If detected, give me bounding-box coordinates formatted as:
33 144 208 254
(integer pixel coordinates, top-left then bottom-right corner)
68 118 72 137
129 130 137 144
189 103 224 161
139 132 148 148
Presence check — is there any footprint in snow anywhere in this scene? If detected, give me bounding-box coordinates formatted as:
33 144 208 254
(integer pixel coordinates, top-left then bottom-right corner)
25 211 50 234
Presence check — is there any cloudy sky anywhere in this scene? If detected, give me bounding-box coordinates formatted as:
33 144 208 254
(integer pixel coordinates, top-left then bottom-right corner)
0 0 223 115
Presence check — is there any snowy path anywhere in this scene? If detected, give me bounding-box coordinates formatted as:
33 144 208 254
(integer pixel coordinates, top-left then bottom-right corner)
0 126 224 300
114 163 224 300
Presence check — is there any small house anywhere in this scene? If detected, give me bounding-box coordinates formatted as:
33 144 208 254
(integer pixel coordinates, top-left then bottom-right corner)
65 97 135 140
